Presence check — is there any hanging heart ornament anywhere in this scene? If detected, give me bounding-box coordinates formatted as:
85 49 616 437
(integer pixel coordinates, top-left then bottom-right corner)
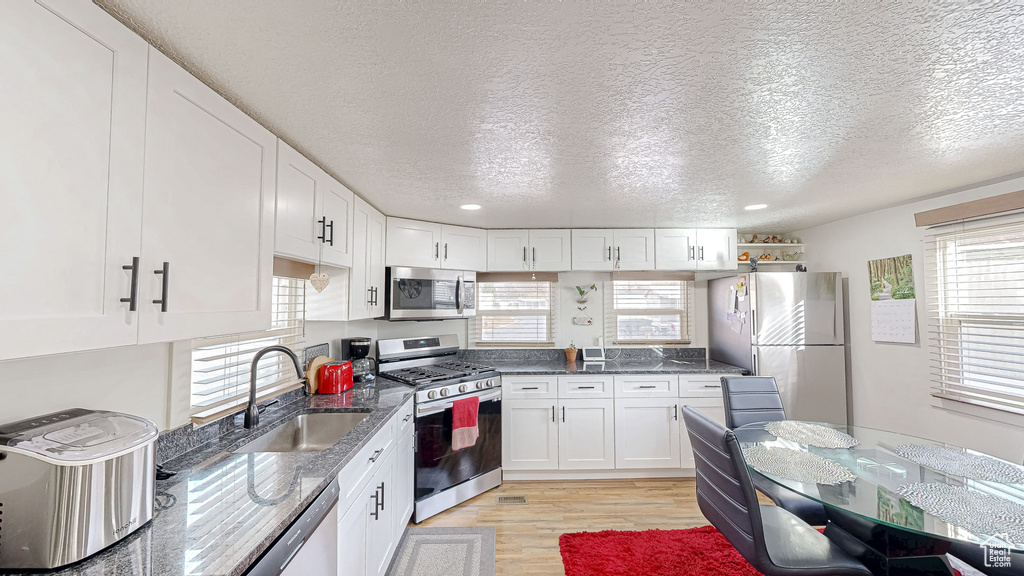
309 272 330 293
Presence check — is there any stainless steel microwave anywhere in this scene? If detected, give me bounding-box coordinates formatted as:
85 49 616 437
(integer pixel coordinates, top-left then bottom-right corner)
384 267 476 320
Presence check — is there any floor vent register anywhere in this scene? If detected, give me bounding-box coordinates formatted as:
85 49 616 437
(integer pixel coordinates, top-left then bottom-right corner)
496 495 528 505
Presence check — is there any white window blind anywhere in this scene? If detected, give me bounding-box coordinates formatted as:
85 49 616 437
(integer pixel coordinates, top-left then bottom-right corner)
927 217 1024 416
605 280 692 345
473 281 556 346
190 276 306 424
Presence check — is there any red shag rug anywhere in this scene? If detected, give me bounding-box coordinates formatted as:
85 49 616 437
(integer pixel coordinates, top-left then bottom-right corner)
559 525 762 576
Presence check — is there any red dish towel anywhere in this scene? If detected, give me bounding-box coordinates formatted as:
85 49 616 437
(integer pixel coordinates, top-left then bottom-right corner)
452 395 480 451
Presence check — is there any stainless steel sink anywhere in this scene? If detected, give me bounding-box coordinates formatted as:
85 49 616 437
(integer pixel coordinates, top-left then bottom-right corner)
235 412 368 453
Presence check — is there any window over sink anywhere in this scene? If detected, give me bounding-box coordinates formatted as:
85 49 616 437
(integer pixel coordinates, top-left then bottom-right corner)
189 276 306 425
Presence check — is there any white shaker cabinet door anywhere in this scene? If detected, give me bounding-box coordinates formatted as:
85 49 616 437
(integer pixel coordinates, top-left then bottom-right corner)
654 229 697 270
529 229 572 271
612 229 655 271
614 398 681 469
385 217 441 268
502 400 559 470
695 228 738 271
368 452 397 576
138 49 276 343
274 140 322 263
337 484 370 576
320 175 355 268
487 230 530 271
441 224 487 271
0 0 148 360
571 229 614 271
367 207 387 318
557 399 615 470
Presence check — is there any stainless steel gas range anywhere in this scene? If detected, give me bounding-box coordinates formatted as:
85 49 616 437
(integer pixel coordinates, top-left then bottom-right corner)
376 335 501 523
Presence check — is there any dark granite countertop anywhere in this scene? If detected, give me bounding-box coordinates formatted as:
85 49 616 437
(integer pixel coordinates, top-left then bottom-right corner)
490 358 747 375
31 380 414 576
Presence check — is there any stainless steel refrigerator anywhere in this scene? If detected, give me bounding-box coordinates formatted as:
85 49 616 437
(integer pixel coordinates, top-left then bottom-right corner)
708 272 848 424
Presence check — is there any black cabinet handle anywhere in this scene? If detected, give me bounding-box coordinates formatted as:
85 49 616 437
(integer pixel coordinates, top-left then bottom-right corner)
121 256 140 311
607 246 612 261
152 262 169 312
689 245 695 260
561 406 566 422
699 246 705 260
368 287 375 305
532 247 536 265
370 492 379 520
435 242 439 260
616 246 621 263
444 243 448 261
674 404 679 421
522 386 539 390
369 448 383 463
577 386 595 389
379 482 385 511
318 217 327 243
551 406 556 422
523 246 527 263
327 219 335 246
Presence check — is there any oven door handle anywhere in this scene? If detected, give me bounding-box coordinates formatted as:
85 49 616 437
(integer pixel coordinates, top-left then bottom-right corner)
417 389 501 416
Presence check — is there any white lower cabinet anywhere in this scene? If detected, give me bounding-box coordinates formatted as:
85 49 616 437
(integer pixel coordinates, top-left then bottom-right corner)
502 399 559 471
679 397 729 469
614 398 681 469
558 400 615 470
338 400 413 576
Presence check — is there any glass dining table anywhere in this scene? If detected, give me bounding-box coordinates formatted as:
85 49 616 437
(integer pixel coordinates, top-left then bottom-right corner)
734 421 1024 576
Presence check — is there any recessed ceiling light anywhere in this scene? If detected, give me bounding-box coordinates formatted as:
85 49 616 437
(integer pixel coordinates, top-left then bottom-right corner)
460 204 481 210
744 204 768 211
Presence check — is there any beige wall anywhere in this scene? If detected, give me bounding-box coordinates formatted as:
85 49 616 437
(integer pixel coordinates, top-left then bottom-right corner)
798 175 1024 462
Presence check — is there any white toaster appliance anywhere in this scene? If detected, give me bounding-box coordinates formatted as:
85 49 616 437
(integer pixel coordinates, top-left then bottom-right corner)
0 409 158 570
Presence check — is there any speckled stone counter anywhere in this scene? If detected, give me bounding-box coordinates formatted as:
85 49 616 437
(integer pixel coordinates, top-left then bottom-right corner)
26 380 414 576
458 347 747 376
488 358 747 375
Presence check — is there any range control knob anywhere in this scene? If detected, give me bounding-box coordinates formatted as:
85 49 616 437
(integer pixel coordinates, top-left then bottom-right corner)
486 379 495 388
476 381 485 390
459 384 468 393
439 388 449 397
427 390 437 400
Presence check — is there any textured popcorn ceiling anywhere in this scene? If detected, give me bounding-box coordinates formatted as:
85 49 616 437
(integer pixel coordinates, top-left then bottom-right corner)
96 1 1024 231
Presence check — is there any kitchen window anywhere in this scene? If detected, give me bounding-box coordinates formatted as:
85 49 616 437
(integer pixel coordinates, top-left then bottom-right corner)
928 217 1024 416
189 276 306 424
606 279 692 345
473 281 556 346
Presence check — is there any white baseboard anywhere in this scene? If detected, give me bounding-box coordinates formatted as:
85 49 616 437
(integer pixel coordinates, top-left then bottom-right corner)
502 468 696 481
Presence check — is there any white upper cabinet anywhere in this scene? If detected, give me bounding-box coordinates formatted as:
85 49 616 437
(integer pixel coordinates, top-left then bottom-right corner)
320 177 355 268
275 141 353 268
571 229 614 271
655 229 697 270
385 218 441 268
137 49 276 344
612 229 655 270
0 1 148 361
487 229 571 272
695 228 737 270
654 228 737 270
530 230 572 271
346 197 386 320
386 218 486 270
441 224 487 271
487 230 530 271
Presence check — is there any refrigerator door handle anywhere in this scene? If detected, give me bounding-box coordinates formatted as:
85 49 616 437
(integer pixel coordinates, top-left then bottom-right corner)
751 351 759 375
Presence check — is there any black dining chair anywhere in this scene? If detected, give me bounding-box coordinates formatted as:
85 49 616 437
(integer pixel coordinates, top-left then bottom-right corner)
682 405 872 576
720 375 829 526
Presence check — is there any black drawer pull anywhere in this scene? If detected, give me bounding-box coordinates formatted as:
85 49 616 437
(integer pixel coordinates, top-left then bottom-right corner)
121 256 140 311
152 262 169 312
369 448 383 463
521 386 539 390
577 386 596 389
638 385 657 389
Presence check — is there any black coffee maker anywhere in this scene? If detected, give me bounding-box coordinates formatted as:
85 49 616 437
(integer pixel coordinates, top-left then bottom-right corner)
339 337 376 383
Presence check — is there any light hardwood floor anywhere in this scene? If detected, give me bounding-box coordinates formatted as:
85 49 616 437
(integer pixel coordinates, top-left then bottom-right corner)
414 478 711 576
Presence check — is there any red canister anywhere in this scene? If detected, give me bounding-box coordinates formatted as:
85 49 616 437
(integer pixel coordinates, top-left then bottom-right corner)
318 361 353 394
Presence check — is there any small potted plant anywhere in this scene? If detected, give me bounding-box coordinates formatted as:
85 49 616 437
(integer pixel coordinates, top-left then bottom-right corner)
575 284 597 304
565 341 578 362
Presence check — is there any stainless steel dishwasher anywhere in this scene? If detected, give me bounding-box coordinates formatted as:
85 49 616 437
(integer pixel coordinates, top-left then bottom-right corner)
245 479 340 576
